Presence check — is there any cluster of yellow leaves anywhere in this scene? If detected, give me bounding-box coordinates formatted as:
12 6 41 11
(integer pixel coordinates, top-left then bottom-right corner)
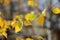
11 21 21 33
12 15 23 33
25 9 46 26
0 17 9 38
0 15 23 38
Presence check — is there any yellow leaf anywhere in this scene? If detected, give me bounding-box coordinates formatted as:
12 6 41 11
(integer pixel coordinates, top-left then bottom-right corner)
37 15 44 26
24 20 32 26
26 38 33 40
12 20 22 33
3 20 9 28
12 22 21 33
2 32 7 38
52 8 60 14
2 26 7 38
0 17 3 28
25 13 36 21
0 22 3 28
11 21 16 28
15 25 20 33
37 36 43 39
0 29 3 34
28 0 34 6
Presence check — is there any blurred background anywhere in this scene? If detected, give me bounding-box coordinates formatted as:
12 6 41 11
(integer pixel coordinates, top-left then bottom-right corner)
0 0 60 40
